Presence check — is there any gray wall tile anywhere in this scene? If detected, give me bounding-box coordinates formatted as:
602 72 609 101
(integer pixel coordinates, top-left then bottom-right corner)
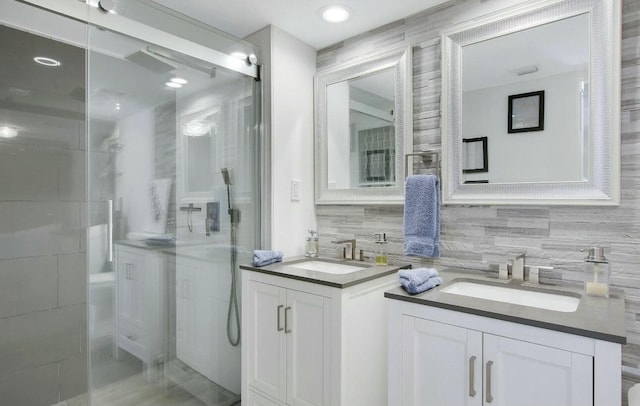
0 256 58 318
0 304 85 382
0 363 59 406
6 202 82 259
58 253 87 307
58 149 86 203
0 144 58 202
59 353 88 402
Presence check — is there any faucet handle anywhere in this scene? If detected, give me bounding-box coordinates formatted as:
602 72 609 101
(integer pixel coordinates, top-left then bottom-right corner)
373 232 387 243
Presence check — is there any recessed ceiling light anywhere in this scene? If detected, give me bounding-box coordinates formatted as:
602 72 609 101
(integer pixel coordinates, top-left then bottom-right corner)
320 5 352 23
33 57 61 67
170 77 188 85
165 82 182 89
0 126 18 138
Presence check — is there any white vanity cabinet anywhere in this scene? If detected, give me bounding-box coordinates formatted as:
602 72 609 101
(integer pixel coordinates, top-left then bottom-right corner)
242 269 398 406
388 299 621 406
400 317 591 406
115 244 167 367
244 278 331 406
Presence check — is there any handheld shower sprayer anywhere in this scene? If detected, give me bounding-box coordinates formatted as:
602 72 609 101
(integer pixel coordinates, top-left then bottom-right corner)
221 167 231 186
221 168 240 224
221 167 241 346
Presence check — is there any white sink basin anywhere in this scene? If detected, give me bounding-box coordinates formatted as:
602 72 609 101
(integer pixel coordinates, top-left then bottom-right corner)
440 280 580 312
291 260 366 275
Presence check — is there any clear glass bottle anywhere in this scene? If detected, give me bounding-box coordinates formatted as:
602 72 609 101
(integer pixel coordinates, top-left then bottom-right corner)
583 246 610 298
374 232 388 265
305 229 318 257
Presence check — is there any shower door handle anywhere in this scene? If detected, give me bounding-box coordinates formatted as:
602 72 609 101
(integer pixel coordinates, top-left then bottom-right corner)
107 199 114 263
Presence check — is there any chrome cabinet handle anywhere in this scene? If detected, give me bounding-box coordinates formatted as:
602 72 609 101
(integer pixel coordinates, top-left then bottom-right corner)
284 306 292 333
277 305 284 331
468 356 477 397
486 360 494 403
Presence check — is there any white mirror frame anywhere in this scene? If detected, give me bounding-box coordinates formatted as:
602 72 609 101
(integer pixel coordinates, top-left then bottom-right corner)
441 0 620 206
315 45 413 205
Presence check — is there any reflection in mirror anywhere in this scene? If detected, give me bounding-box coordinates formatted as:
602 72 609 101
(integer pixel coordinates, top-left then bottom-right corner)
327 67 395 189
183 109 219 193
315 45 412 205
461 14 589 184
441 0 620 205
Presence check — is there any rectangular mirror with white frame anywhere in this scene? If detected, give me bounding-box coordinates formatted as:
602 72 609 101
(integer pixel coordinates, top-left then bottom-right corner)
441 0 621 205
315 45 412 205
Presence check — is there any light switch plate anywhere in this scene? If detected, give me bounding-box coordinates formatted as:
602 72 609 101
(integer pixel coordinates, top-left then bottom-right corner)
290 179 301 201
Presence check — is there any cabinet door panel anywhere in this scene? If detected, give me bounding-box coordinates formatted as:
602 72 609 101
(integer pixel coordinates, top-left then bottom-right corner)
286 289 331 406
246 389 284 406
402 316 482 406
484 334 592 406
246 281 287 401
176 265 198 367
117 250 145 327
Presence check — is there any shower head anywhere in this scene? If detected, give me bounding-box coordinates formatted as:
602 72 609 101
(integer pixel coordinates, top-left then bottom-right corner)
221 168 231 186
125 49 175 74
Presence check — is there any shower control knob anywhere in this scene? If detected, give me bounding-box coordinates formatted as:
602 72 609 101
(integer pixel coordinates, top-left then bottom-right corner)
98 0 115 12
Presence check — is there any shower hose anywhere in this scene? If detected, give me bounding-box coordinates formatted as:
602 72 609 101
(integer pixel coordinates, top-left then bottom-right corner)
227 191 241 347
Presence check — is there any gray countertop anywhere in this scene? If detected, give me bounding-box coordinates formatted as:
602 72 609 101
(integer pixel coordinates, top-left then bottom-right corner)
116 240 232 261
116 239 168 250
240 257 411 289
385 268 626 344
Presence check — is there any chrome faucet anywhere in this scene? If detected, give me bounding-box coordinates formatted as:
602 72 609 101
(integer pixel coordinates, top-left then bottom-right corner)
509 253 526 281
332 239 356 260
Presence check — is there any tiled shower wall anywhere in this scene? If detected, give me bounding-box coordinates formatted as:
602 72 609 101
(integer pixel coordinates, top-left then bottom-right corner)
0 114 88 401
316 0 640 399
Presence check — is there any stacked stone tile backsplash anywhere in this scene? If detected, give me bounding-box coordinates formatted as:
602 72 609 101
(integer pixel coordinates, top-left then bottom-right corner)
316 0 640 401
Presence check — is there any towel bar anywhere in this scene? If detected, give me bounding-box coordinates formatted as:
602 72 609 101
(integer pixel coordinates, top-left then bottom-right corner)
405 149 441 179
623 363 640 379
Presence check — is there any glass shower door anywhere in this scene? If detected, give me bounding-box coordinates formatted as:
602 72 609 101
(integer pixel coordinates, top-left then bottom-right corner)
87 22 260 406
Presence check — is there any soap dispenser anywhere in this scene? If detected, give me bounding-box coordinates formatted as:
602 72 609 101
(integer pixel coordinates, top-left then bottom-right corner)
582 246 610 298
305 230 318 258
374 233 388 265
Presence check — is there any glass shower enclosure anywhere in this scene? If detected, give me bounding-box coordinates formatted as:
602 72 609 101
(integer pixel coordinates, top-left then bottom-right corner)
0 1 261 405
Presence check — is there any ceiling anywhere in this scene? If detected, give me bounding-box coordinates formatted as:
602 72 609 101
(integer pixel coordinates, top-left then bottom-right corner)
463 13 589 92
152 0 450 50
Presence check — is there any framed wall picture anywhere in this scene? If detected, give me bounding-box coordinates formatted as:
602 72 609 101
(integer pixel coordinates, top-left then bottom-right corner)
508 90 545 133
462 136 488 173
